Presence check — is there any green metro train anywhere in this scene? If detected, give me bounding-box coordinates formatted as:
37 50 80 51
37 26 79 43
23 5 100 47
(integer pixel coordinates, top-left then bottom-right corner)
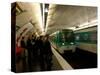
50 28 97 54
50 29 76 54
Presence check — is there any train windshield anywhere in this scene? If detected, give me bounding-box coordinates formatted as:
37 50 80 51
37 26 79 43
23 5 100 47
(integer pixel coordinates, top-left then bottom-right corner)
59 30 74 43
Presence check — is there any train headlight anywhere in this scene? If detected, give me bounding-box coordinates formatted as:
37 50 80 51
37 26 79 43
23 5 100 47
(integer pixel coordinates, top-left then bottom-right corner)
70 42 74 45
62 43 65 45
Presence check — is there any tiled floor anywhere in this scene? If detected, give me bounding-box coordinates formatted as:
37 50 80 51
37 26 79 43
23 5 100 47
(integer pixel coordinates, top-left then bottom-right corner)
16 55 62 73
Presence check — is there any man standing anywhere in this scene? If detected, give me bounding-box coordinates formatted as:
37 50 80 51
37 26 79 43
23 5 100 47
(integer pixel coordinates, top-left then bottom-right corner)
20 37 26 72
43 35 53 71
26 36 33 71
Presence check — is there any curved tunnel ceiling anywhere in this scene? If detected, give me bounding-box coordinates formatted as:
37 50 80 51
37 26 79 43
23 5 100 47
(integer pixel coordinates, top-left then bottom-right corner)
16 2 43 35
45 4 97 34
14 2 97 36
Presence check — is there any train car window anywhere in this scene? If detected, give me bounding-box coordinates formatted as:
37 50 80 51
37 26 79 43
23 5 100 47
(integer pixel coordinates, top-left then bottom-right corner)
75 31 97 44
90 31 97 43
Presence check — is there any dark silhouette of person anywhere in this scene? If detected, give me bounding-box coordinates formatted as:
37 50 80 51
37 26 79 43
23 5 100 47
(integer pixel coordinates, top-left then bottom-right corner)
31 35 37 61
21 37 26 48
20 36 27 72
26 36 33 71
38 35 53 71
43 35 53 71
38 36 46 71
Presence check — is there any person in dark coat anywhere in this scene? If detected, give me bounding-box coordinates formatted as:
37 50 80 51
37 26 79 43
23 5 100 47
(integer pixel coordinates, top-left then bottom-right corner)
26 36 33 71
38 35 53 71
31 35 37 61
20 37 27 72
21 37 26 48
38 36 45 71
43 35 53 71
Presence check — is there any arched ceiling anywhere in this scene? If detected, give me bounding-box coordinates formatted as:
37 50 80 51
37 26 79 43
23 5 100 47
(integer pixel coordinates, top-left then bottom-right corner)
12 2 97 36
15 2 43 35
45 4 97 34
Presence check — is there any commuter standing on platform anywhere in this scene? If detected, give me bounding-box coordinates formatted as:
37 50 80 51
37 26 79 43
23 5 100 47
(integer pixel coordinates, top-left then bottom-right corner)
43 35 53 71
20 36 27 72
31 35 37 61
26 35 33 71
38 36 45 71
20 37 26 57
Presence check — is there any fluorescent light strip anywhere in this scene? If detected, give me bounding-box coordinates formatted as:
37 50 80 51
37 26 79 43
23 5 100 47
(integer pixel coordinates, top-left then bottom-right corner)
45 8 48 12
32 4 44 34
68 19 97 31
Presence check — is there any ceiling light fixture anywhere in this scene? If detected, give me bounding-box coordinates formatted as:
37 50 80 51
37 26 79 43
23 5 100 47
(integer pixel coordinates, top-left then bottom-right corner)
45 8 48 12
